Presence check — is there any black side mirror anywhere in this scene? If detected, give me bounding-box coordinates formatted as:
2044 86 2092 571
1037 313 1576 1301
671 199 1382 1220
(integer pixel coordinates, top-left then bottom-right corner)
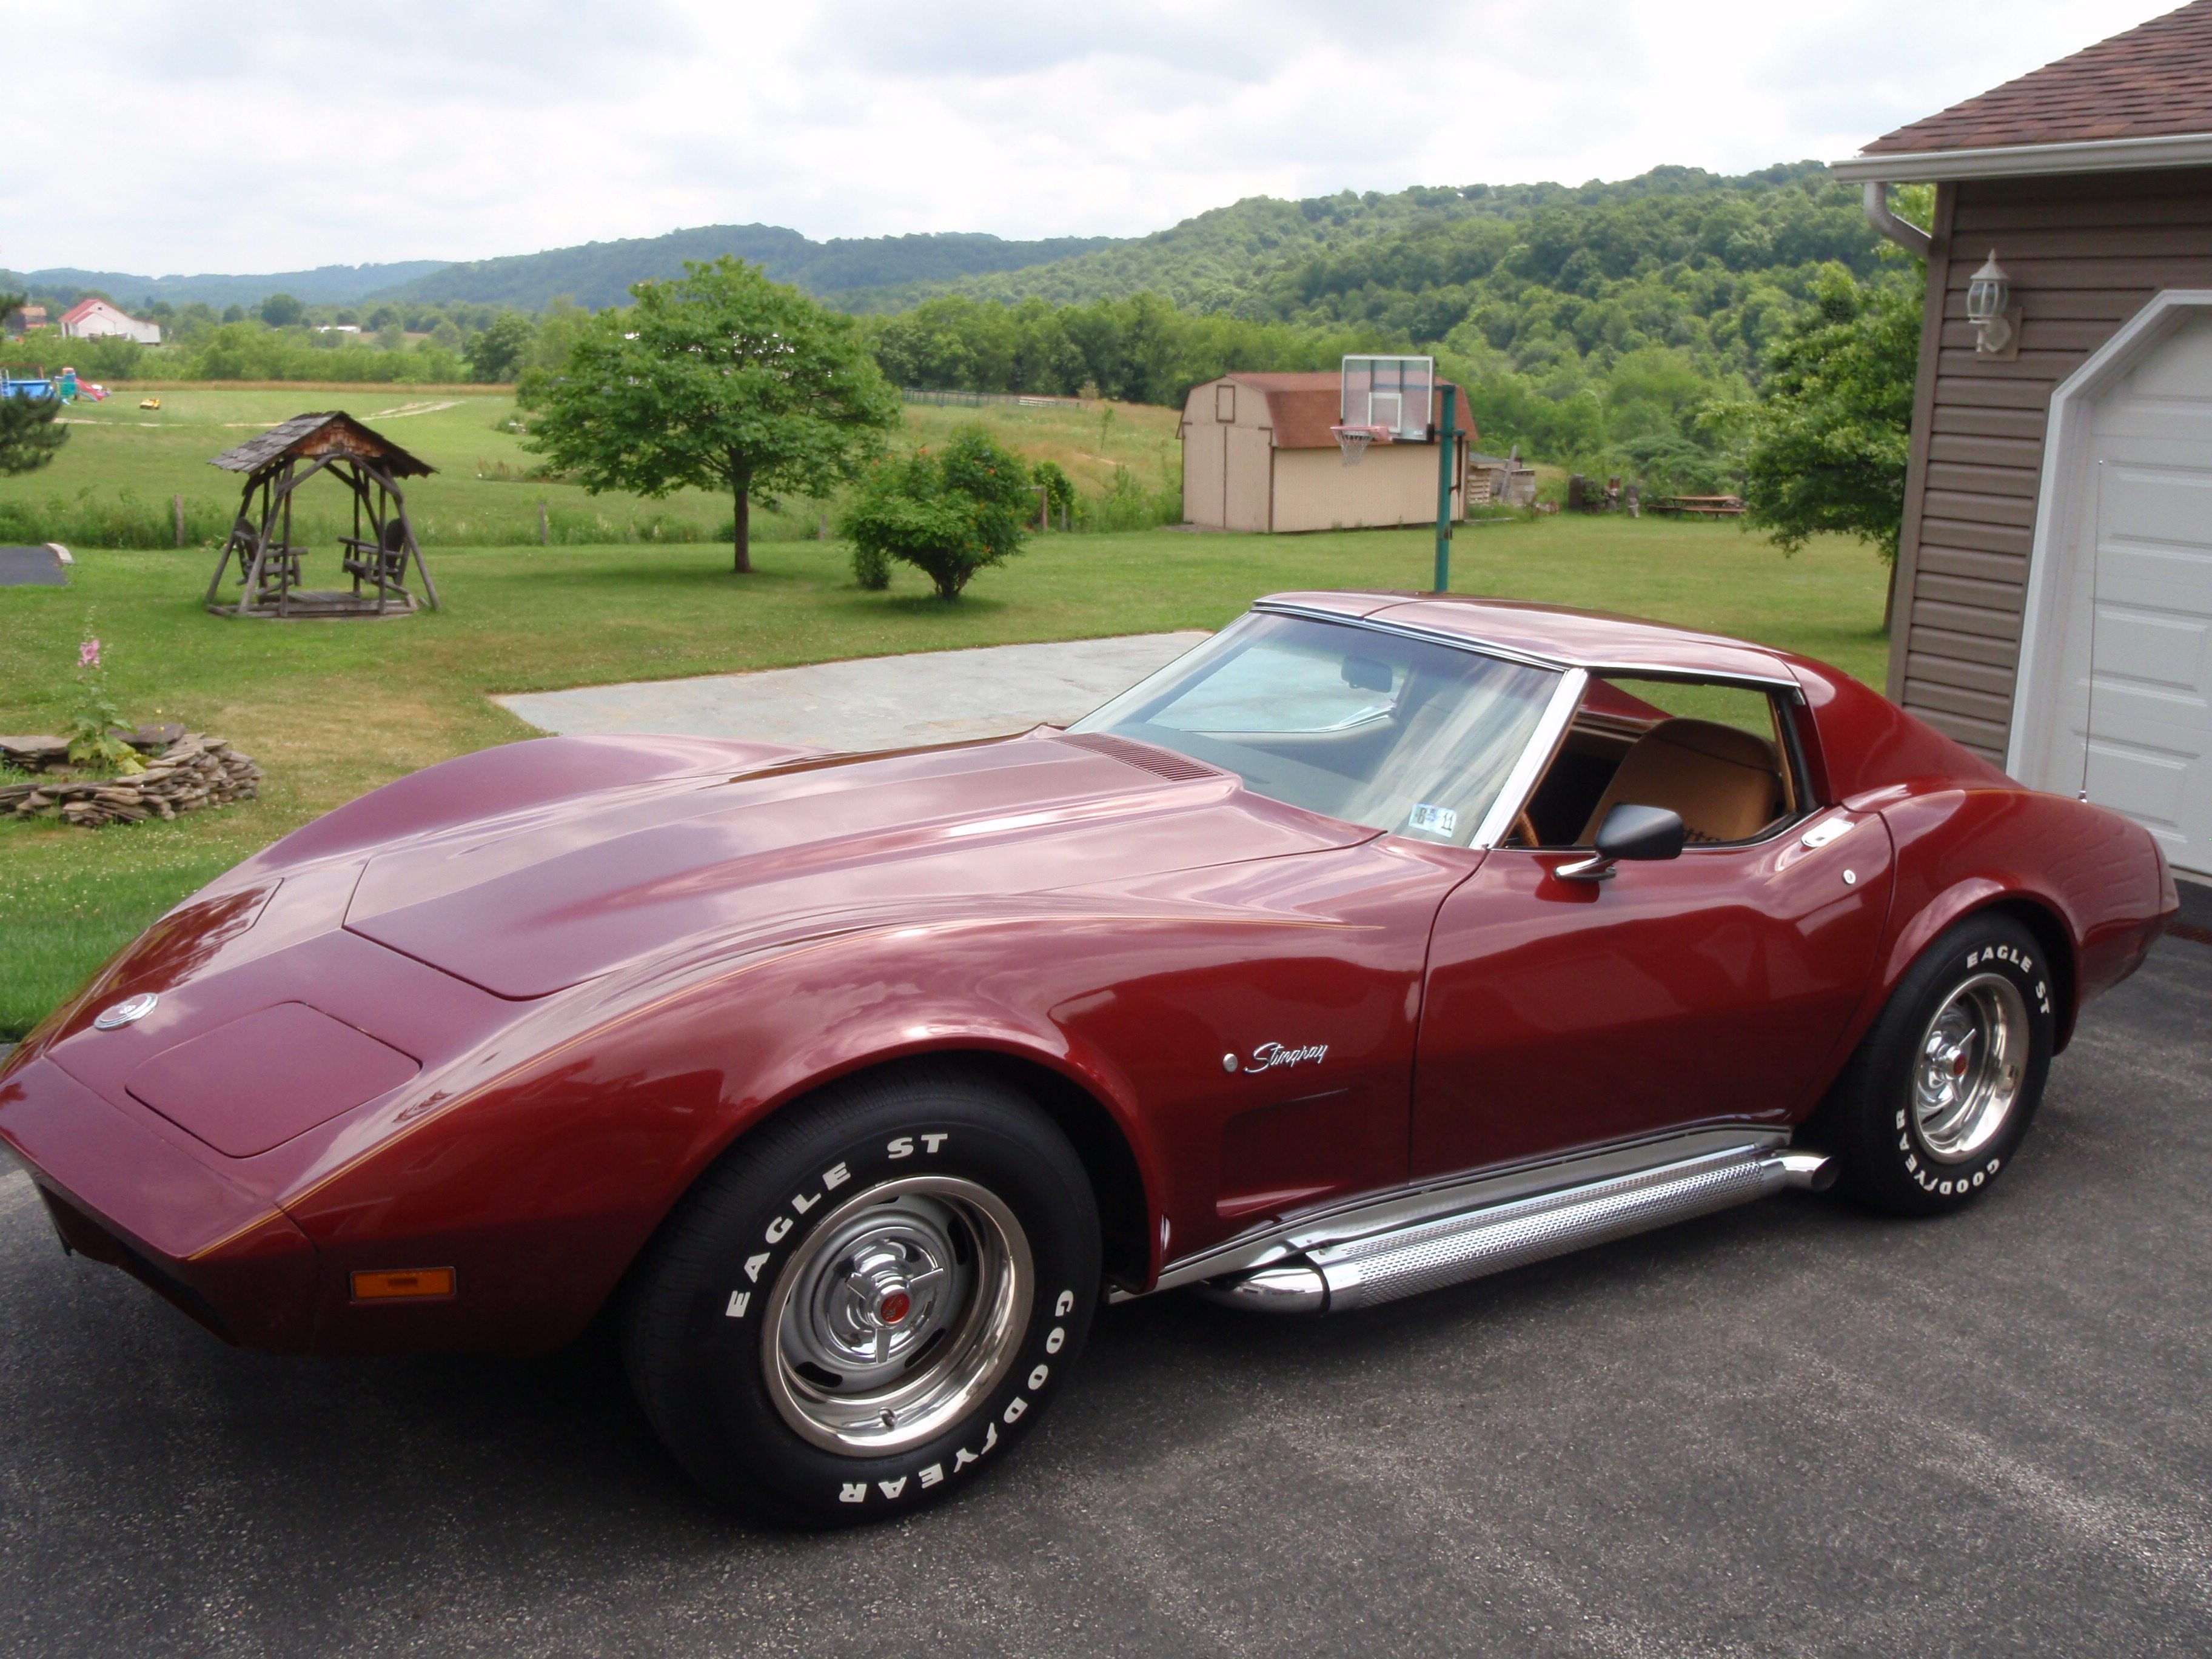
1597 803 1685 862
1557 803 1685 881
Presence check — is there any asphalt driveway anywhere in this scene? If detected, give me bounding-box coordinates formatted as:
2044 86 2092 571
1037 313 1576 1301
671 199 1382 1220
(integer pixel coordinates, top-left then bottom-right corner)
1 933 2206 1658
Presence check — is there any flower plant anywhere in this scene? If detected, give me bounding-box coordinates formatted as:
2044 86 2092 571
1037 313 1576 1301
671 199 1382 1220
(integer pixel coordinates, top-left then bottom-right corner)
65 627 145 776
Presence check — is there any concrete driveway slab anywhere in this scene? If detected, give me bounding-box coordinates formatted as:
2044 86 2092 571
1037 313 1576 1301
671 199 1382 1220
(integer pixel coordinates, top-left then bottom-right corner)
493 632 1212 751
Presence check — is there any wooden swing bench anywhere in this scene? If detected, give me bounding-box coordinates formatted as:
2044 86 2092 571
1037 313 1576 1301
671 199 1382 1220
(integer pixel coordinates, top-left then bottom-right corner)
204 412 441 619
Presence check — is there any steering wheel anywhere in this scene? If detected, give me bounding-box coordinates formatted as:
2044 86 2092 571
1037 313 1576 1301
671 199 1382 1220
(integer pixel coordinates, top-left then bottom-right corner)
1512 809 1541 848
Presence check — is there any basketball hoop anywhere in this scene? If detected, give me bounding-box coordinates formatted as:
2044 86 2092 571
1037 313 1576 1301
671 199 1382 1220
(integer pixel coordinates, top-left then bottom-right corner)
1330 423 1389 465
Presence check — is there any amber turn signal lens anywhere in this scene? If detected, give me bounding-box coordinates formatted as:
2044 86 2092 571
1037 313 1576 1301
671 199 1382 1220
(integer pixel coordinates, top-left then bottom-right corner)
350 1267 456 1302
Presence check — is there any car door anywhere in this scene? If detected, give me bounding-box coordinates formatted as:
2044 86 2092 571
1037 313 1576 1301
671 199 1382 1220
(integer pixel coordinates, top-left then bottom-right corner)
1410 677 1895 1179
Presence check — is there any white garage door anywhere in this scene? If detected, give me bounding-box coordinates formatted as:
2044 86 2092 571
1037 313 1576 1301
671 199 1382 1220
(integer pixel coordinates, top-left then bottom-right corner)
2082 315 2212 879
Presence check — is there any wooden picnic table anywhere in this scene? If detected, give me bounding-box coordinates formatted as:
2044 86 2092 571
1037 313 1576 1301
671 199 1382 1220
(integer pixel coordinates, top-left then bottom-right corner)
1652 495 1745 518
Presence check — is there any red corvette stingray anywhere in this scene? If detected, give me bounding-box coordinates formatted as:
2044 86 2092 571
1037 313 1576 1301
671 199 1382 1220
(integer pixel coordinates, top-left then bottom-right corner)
0 593 2176 1524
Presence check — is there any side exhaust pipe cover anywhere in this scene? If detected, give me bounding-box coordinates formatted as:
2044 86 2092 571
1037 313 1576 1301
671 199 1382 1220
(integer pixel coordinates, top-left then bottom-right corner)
1196 1146 1834 1315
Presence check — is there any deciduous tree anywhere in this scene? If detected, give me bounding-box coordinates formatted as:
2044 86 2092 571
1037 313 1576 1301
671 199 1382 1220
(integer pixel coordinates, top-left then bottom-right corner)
466 312 538 383
1740 264 1920 618
527 259 899 573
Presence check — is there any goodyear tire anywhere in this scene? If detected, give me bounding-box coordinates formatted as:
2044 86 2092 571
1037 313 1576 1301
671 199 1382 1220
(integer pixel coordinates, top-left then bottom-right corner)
1824 912 2056 1216
621 1064 1100 1527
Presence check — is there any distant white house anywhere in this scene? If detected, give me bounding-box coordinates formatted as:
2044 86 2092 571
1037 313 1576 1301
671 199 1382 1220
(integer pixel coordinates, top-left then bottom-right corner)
58 298 161 345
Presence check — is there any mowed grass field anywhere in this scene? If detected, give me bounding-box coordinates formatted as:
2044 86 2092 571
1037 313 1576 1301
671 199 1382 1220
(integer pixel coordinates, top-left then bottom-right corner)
2 387 1188 547
0 390 1888 1037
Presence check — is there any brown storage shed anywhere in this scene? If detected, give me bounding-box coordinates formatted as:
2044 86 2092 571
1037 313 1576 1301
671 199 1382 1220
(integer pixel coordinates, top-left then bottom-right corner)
1179 373 1474 533
1834 0 2212 879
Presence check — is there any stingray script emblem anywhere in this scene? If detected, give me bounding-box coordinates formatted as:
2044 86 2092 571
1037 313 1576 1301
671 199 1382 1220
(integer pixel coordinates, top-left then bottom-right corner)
1240 1041 1329 1076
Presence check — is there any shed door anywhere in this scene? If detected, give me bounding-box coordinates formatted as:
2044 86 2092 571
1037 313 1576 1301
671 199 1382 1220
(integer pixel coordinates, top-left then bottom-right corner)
2078 317 2212 878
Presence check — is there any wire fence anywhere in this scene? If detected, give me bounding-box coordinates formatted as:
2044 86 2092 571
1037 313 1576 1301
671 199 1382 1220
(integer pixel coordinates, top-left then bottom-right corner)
900 387 1091 411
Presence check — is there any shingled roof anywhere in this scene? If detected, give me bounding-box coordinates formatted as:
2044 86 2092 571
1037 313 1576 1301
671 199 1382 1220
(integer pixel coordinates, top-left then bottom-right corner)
1863 1 2212 155
1217 372 1476 450
209 411 434 479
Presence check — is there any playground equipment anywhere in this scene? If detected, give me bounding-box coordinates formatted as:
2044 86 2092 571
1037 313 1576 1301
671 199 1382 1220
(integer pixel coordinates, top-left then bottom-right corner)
0 368 104 403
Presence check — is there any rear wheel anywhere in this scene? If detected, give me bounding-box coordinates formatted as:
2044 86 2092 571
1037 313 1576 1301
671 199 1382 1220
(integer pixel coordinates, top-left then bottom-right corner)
1823 913 2056 1215
621 1065 1100 1526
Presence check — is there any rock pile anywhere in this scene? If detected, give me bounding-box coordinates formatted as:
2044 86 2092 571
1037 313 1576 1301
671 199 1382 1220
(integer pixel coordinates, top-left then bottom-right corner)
0 730 262 827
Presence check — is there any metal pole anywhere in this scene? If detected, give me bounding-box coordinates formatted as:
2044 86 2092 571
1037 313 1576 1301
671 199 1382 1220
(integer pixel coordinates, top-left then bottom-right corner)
1434 382 1457 594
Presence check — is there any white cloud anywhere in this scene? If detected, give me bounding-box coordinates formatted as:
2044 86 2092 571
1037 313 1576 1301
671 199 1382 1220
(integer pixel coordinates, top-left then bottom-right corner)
0 0 2179 274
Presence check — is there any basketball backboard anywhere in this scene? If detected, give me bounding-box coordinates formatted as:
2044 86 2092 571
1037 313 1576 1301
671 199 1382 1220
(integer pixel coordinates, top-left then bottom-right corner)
1341 355 1434 441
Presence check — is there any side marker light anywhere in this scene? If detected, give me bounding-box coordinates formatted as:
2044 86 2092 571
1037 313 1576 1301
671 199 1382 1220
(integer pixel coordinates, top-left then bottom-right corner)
351 1267 456 1302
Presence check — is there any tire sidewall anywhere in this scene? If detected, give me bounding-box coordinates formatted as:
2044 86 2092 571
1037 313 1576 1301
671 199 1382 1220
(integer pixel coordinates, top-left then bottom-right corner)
1858 916 2056 1212
655 1082 1098 1524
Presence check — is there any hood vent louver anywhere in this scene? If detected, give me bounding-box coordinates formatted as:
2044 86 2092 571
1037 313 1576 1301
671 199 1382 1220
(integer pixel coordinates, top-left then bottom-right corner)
1056 732 1224 783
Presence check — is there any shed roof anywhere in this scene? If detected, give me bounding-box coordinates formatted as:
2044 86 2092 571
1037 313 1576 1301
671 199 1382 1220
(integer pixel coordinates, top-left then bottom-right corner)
1862 1 2212 156
209 412 434 479
1212 372 1476 450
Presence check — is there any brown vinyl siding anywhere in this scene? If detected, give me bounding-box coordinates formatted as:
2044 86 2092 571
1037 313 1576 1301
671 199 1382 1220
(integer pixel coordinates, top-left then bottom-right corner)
1889 165 2212 762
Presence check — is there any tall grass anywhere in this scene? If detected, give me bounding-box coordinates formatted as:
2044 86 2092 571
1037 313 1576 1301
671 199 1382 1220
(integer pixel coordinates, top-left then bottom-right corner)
1072 467 1181 533
0 489 232 550
0 487 825 550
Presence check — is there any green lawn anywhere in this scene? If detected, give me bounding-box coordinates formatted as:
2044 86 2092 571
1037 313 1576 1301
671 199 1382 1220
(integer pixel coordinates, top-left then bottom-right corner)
0 514 1887 1039
1 388 1188 549
2 388 742 546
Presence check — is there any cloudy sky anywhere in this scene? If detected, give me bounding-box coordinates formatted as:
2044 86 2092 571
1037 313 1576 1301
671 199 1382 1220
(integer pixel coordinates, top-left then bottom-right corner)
3 0 2179 275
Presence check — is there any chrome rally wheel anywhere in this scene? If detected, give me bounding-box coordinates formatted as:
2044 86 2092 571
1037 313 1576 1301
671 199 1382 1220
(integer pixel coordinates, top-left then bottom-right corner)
620 1065 1099 1527
1822 912 2055 1216
763 1176 1033 1455
1912 973 2031 1163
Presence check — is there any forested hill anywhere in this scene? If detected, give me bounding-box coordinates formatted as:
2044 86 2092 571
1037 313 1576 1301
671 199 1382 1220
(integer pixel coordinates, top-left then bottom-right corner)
7 261 449 311
853 163 1919 494
374 226 1124 309
843 162 1875 321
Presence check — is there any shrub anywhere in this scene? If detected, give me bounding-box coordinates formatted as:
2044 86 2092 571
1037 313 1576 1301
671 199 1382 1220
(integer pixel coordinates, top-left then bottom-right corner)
840 427 1033 600
851 539 892 591
1033 460 1076 524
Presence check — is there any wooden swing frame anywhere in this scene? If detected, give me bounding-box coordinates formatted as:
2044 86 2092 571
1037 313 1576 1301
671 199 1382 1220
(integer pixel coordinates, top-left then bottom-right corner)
204 412 440 619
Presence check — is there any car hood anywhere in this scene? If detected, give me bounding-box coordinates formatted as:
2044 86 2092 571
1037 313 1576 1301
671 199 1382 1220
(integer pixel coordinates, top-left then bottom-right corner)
341 731 1368 998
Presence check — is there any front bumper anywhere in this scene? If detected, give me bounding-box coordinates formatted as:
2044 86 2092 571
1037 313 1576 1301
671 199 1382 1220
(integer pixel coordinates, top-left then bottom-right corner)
0 1056 317 1349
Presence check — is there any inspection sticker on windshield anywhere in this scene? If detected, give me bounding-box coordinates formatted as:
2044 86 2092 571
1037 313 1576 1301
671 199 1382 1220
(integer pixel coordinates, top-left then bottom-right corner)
1407 803 1458 838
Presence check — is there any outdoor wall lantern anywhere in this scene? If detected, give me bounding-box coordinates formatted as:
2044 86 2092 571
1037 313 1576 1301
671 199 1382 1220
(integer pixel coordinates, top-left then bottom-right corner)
1966 251 2019 357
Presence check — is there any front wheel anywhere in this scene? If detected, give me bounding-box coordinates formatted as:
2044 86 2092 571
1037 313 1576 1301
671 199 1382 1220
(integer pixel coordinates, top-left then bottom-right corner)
1822 912 2056 1215
621 1065 1100 1526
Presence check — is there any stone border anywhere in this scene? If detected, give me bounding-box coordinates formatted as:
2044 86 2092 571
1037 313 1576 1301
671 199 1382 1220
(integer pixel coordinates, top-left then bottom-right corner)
0 732 261 827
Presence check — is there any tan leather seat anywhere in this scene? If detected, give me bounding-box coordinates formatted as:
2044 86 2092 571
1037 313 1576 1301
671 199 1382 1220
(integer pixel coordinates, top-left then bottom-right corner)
1576 717 1782 845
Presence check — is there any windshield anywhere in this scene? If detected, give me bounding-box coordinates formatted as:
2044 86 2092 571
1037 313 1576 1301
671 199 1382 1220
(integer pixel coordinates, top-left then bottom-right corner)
1069 612 1560 845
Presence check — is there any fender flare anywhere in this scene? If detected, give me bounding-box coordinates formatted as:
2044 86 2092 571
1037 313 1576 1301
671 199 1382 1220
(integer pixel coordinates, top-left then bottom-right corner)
711 1019 1170 1289
1856 877 2081 1063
